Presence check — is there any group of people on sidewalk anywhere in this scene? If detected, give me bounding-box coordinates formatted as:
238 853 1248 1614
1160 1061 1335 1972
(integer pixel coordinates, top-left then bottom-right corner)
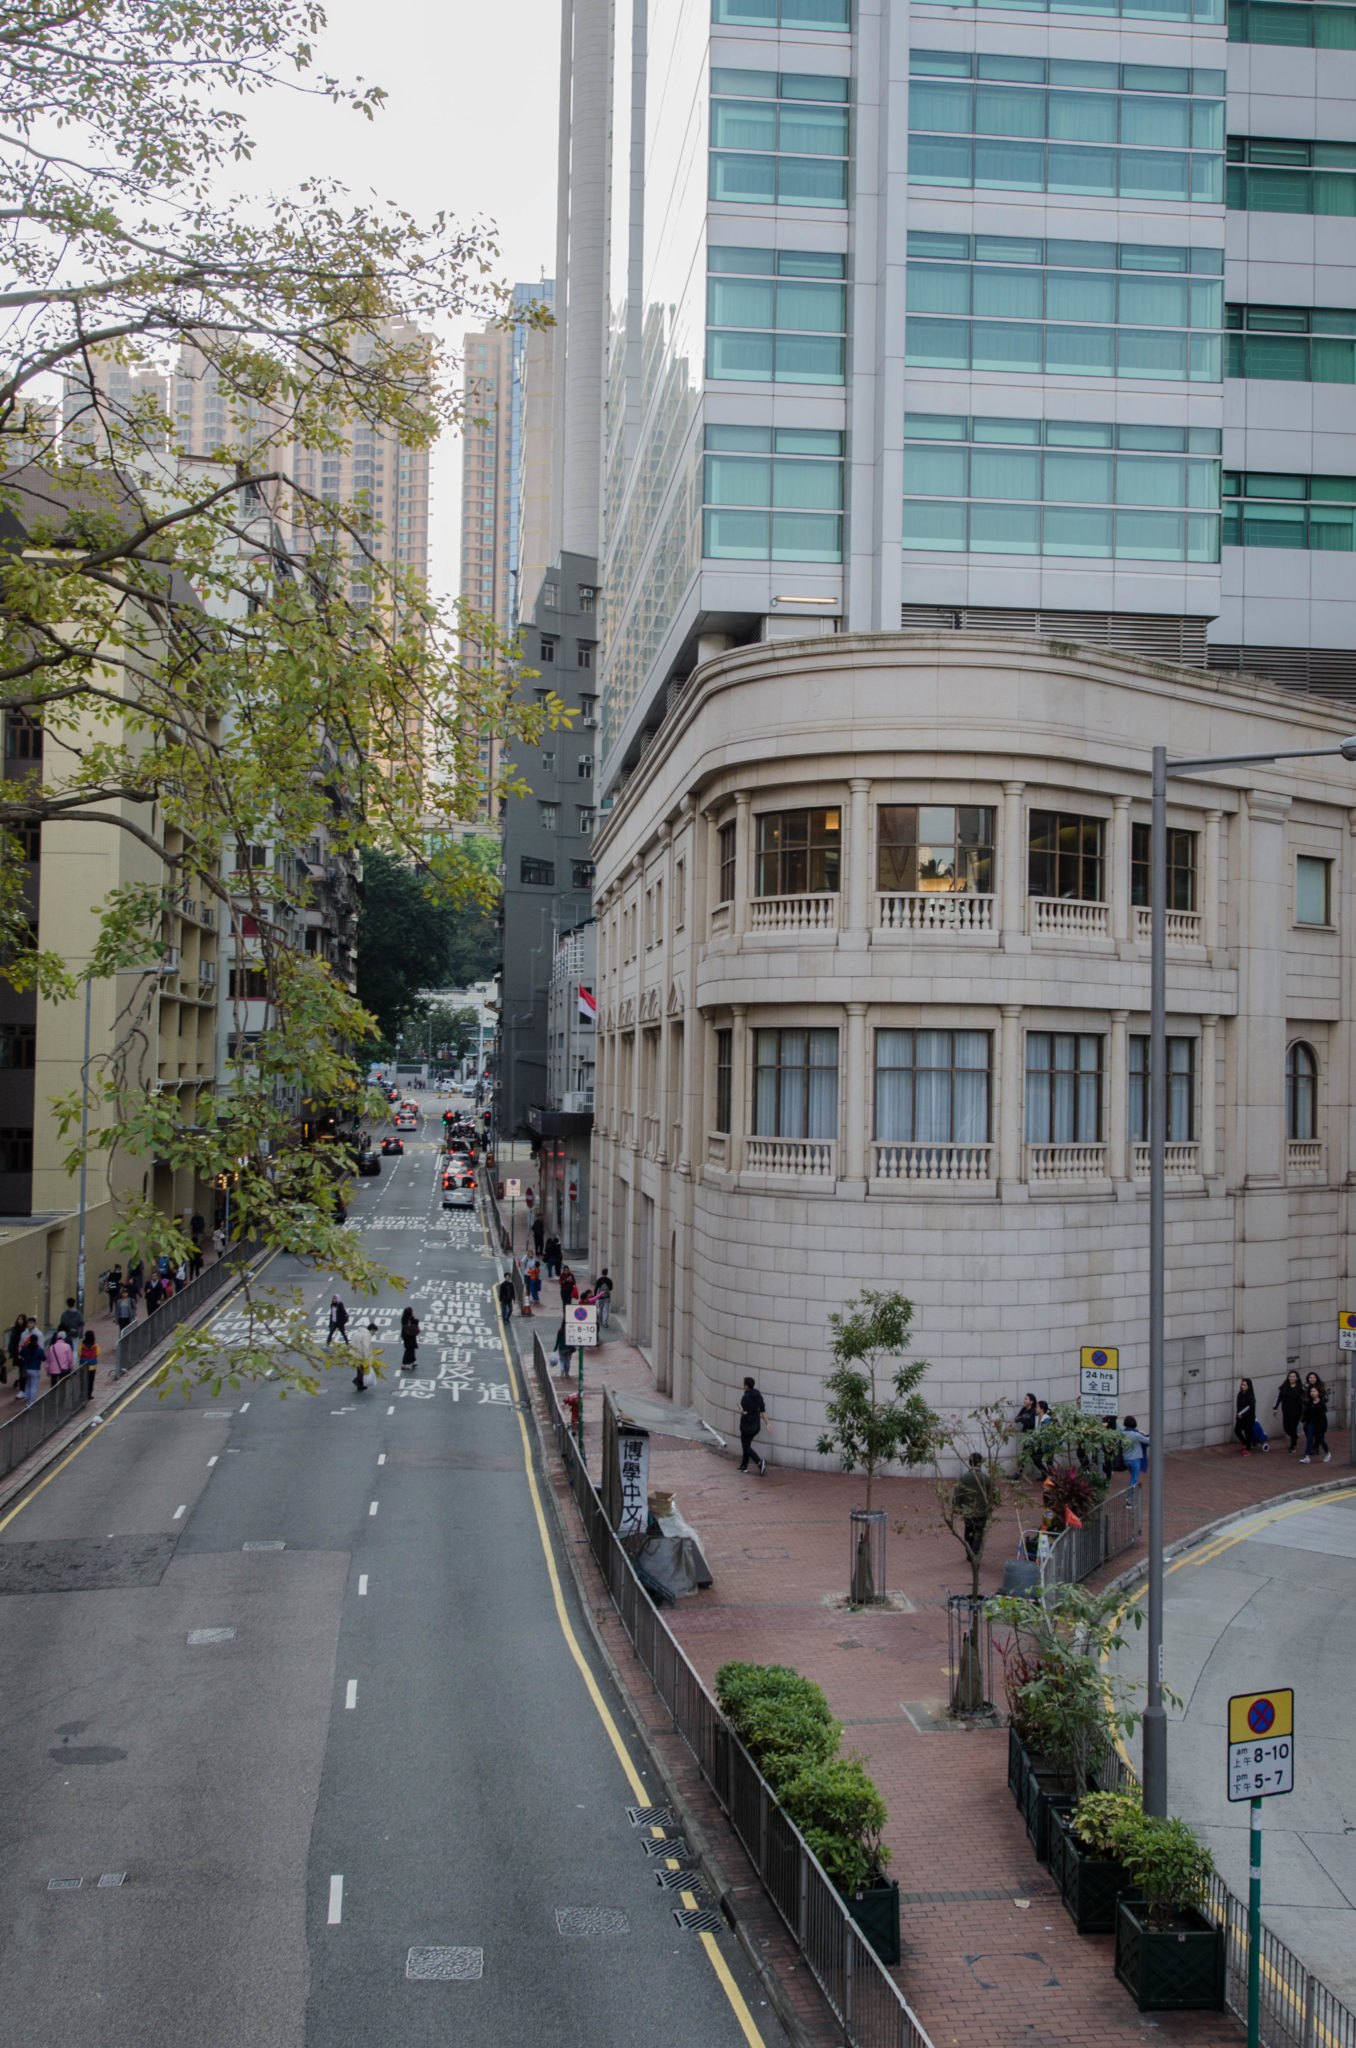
1 1300 100 1407
498 1246 613 1338
1015 1394 1151 1487
1233 1370 1333 1461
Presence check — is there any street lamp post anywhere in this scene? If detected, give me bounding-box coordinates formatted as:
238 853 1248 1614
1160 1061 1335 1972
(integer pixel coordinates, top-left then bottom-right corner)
1143 731 1356 1819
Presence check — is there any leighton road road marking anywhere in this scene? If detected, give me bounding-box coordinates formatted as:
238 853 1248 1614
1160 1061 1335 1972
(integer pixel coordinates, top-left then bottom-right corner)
207 1456 218 1467
368 1500 378 1517
358 1575 368 1596
345 1680 357 1709
239 1401 250 1412
377 1453 386 1466
386 1404 394 1415
173 1504 186 1519
327 1875 343 1925
487 1218 767 2048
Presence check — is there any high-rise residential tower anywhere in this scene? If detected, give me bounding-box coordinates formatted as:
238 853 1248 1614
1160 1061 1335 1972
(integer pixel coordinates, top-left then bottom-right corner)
564 0 1356 1453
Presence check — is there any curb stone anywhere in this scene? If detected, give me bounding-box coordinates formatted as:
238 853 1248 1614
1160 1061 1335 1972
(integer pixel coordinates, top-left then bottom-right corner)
1101 1469 1356 1602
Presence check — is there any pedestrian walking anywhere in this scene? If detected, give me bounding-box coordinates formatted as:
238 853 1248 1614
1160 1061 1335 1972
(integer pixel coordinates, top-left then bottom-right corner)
1300 1383 1331 1464
212 1224 226 1258
326 1296 350 1347
1121 1415 1150 1489
191 1212 205 1247
57 1296 83 1344
1305 1370 1328 1405
1233 1377 1258 1454
4 1310 24 1386
400 1305 420 1371
531 1213 545 1257
559 1265 577 1311
594 1269 613 1329
352 1320 380 1392
1029 1398 1054 1478
79 1329 99 1401
953 1451 996 1563
1272 1369 1305 1452
524 1256 542 1304
19 1319 45 1404
47 1330 75 1382
113 1288 135 1363
738 1375 767 1474
498 1275 515 1323
105 1264 122 1314
543 1234 561 1279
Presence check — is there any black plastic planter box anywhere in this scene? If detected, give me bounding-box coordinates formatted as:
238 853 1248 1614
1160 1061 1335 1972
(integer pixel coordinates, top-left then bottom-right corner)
1114 1899 1226 2011
1048 1808 1128 1935
846 1878 901 1966
1024 1765 1074 1863
1008 1725 1028 1805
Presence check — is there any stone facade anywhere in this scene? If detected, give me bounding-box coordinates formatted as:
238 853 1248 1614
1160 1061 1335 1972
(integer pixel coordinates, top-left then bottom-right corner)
589 630 1356 1461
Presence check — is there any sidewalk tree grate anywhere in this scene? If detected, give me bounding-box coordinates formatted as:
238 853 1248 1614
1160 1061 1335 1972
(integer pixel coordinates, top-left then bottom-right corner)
626 1803 673 1828
405 1946 484 1981
554 1907 630 1937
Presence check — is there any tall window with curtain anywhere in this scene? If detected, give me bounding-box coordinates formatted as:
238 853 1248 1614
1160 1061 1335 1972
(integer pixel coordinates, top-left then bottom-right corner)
715 1028 733 1133
1128 1035 1196 1140
874 1030 991 1141
1286 1041 1318 1139
753 1028 839 1137
1025 1032 1103 1142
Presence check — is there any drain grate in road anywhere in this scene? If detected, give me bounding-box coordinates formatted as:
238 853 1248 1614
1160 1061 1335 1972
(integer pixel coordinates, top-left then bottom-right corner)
242 1541 285 1551
405 1946 483 1981
47 1878 82 1890
626 1803 673 1829
673 1900 723 1934
98 1873 126 1887
554 1907 630 1938
655 1864 698 1889
642 1832 689 1859
186 1628 236 1645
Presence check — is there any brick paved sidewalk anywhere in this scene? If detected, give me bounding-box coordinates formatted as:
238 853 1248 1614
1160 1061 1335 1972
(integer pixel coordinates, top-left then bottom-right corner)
520 1299 1355 2048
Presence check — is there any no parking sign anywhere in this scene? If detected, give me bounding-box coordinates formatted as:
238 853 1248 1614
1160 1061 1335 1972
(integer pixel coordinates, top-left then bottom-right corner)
568 1303 598 1348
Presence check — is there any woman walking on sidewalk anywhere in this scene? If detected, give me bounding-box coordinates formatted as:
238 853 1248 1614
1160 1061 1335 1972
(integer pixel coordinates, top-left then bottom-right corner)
79 1329 99 1401
1273 1369 1305 1453
1233 1377 1258 1454
1300 1383 1331 1464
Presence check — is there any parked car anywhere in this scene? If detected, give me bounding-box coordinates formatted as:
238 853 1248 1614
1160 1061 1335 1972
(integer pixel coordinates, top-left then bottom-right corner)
381 1136 404 1156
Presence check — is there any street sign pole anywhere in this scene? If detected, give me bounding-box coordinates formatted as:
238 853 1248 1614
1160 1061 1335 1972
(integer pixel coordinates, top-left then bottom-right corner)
577 1343 585 1452
1248 1797 1262 2048
1340 1314 1356 1463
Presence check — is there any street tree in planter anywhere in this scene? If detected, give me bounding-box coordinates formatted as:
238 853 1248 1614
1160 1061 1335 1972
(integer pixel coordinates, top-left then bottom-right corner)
1074 1795 1223 2008
927 1403 1012 1713
1017 1401 1124 1497
817 1290 935 1605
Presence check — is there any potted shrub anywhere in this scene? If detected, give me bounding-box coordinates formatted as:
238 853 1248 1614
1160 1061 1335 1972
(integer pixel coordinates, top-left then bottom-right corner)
1051 1790 1136 1935
780 1754 899 1966
1112 1811 1224 2012
715 1662 841 1790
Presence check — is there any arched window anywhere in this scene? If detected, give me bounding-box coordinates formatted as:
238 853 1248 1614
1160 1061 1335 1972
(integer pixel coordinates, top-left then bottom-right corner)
1286 1041 1318 1141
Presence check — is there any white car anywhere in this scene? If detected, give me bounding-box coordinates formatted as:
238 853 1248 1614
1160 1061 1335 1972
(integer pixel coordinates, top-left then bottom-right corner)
442 1174 476 1210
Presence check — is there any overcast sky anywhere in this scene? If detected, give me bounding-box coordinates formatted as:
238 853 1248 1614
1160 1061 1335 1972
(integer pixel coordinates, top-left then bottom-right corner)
242 0 561 603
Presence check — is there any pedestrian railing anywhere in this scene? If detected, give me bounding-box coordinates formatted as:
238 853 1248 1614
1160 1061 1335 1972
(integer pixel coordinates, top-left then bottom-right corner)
0 1367 90 1480
114 1241 262 1379
529 1332 936 2048
1043 1484 1142 1587
1098 1751 1356 2048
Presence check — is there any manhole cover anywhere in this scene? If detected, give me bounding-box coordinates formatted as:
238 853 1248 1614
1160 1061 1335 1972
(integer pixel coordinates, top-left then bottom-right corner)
555 1908 629 1938
405 1946 483 1981
187 1628 236 1645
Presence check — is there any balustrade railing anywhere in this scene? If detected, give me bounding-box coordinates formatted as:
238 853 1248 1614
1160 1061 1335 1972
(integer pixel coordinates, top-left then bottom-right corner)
1134 905 1203 944
1028 896 1109 938
1131 1141 1200 1178
1288 1139 1324 1175
705 1131 729 1168
745 1136 836 1177
872 1142 992 1183
1026 1142 1107 1181
876 892 993 933
750 893 838 933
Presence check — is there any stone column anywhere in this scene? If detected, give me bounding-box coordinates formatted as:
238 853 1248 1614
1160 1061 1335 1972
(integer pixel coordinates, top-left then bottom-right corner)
656 822 672 1164
997 1003 1024 1194
1110 795 1132 946
730 1005 748 1176
1108 1009 1129 1182
1233 788 1291 1387
733 792 753 937
846 778 872 939
843 1002 868 1191
1000 782 1027 949
1203 808 1223 953
678 798 698 1178
1201 1014 1218 1181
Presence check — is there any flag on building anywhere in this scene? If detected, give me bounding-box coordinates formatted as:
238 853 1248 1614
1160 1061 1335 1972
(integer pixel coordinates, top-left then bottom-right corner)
578 985 596 1025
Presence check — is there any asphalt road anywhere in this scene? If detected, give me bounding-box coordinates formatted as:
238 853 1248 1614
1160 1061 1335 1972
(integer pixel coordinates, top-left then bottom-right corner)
1115 1483 1356 2007
0 1095 783 2047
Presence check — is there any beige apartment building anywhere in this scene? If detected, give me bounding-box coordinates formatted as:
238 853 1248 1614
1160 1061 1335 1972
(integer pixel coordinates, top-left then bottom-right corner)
590 633 1356 1462
459 324 515 815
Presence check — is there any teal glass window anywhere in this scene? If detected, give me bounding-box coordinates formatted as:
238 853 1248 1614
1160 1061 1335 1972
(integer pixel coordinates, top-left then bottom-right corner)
704 426 844 560
1228 137 1356 214
713 0 851 23
1226 306 1356 383
1222 471 1356 548
711 69 851 211
707 249 847 384
901 416 1220 561
1228 0 1356 44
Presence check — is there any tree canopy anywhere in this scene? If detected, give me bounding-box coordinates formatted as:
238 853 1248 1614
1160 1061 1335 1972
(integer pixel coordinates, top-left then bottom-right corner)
0 1 554 1393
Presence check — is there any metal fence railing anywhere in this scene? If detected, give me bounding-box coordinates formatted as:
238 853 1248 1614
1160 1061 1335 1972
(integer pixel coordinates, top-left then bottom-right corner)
528 1332 936 2048
1097 1751 1356 2048
1044 1483 1143 1586
114 1242 262 1379
0 1368 91 1480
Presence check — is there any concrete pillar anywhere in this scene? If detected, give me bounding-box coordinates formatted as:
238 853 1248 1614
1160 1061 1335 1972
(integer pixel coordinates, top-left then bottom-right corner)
843 1002 868 1189
730 1004 748 1176
846 778 872 938
1203 808 1223 954
998 1003 1024 1194
1111 795 1132 945
734 792 752 937
1108 1009 1129 1182
1234 788 1291 1387
1000 782 1027 948
1201 1014 1218 1182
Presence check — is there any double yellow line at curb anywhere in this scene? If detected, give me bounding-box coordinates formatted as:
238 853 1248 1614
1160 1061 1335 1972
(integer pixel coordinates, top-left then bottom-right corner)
486 1209 768 2048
